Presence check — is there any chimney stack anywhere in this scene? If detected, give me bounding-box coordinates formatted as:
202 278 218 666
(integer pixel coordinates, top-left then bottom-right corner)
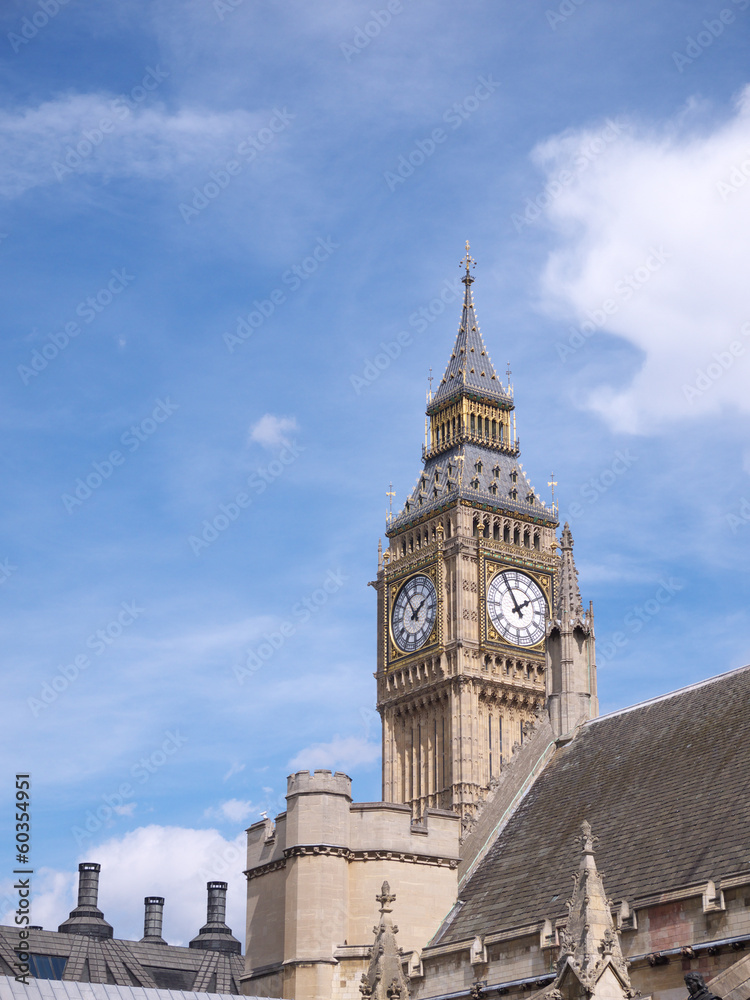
189 881 241 954
58 862 114 938
141 896 167 945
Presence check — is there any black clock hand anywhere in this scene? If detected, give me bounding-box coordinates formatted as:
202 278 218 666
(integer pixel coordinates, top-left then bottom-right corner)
411 598 427 620
502 575 524 618
517 599 530 612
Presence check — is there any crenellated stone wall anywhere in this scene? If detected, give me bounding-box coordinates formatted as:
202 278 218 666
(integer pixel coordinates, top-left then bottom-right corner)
242 769 460 1000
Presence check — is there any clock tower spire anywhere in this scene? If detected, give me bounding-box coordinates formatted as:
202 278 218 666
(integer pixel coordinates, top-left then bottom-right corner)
376 248 581 824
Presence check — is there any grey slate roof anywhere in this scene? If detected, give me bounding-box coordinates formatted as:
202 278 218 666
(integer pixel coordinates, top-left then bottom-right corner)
389 442 557 534
435 664 750 945
0 977 270 1000
0 931 243 995
431 272 510 409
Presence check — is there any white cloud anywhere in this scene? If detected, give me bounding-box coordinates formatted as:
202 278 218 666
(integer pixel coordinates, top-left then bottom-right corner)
0 827 246 946
204 798 255 824
223 760 246 782
248 414 299 449
288 735 380 773
535 86 750 432
113 801 137 817
0 93 266 198
221 798 255 823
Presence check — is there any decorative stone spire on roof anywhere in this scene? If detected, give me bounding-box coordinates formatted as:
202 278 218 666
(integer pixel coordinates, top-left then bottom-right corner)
540 822 637 1000
432 242 505 406
359 882 410 1000
558 523 583 617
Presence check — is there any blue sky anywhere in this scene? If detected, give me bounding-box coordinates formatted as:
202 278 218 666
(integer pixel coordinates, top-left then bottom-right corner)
2 0 750 944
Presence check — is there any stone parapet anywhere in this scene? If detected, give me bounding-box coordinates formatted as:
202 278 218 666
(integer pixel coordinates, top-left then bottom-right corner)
286 769 352 799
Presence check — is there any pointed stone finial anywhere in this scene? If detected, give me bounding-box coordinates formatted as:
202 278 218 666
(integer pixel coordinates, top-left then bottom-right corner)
558 523 584 616
578 818 597 855
376 880 396 915
551 822 634 997
364 882 410 1000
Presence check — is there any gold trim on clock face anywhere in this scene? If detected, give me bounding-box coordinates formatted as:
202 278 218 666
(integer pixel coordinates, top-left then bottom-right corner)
487 569 547 647
391 574 437 653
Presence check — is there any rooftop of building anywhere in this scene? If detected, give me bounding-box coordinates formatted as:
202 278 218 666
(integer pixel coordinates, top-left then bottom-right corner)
434 663 750 946
0 868 242 992
0 977 264 1000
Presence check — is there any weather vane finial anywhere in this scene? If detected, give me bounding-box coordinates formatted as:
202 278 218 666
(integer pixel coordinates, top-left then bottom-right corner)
460 240 476 282
386 482 395 524
548 472 558 508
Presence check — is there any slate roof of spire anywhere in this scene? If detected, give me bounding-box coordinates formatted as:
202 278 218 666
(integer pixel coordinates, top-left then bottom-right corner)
388 443 557 535
432 663 750 946
430 259 511 410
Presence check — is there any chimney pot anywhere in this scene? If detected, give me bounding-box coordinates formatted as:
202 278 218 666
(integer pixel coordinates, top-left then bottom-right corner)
189 881 241 954
142 896 167 945
58 862 114 939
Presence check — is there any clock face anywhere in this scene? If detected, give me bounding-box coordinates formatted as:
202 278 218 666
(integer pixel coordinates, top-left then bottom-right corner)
391 574 437 653
487 570 547 647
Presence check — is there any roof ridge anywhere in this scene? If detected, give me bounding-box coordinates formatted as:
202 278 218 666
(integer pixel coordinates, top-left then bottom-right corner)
586 663 750 725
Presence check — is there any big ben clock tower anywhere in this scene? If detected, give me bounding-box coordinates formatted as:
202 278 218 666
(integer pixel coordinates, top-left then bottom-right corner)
375 246 596 823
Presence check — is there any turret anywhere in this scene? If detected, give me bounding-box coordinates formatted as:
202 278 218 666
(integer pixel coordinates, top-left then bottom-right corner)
546 523 598 737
